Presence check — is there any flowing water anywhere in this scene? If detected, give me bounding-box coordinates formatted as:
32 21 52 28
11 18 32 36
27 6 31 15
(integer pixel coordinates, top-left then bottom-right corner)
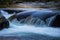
0 9 60 39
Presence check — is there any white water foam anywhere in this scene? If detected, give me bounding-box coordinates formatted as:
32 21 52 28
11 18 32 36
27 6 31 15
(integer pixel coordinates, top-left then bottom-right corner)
0 9 60 37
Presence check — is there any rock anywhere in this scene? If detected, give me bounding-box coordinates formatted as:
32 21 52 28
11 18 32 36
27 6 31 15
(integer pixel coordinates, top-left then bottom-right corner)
8 10 58 23
25 17 45 26
16 11 36 21
46 15 60 27
0 15 9 30
32 10 57 21
16 10 57 21
8 14 16 21
3 10 25 14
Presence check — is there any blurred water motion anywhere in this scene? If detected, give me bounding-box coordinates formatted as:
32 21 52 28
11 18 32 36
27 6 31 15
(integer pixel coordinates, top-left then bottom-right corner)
0 8 60 40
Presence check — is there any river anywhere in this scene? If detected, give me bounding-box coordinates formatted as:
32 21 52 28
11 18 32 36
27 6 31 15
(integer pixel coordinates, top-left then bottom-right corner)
0 8 60 40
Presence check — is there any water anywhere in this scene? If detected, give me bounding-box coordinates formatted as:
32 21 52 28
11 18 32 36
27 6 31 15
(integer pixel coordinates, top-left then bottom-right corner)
0 9 60 38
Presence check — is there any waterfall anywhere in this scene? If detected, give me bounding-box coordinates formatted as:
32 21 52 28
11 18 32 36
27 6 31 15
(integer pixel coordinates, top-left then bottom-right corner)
0 9 60 37
16 16 45 26
1 10 15 19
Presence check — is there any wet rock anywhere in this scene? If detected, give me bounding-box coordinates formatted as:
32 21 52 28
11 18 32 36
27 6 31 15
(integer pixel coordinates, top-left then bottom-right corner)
46 15 60 27
8 11 35 21
32 11 57 21
25 16 45 26
16 11 35 21
0 15 9 30
3 10 25 14
8 14 16 21
16 10 57 21
9 10 58 23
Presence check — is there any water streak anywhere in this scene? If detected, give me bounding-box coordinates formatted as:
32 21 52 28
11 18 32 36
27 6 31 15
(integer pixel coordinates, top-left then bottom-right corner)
0 9 60 37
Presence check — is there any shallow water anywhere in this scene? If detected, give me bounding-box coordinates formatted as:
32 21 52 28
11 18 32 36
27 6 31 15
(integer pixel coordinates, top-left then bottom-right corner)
0 9 60 38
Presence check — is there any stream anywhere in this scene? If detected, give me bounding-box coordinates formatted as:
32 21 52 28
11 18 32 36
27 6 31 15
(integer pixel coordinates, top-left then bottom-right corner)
0 8 60 40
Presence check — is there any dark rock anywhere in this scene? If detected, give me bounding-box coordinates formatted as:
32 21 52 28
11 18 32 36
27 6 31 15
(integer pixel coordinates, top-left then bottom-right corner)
32 11 57 21
16 10 57 21
8 10 58 22
3 10 25 14
46 15 60 27
16 11 36 21
25 16 45 26
8 14 16 21
0 15 9 30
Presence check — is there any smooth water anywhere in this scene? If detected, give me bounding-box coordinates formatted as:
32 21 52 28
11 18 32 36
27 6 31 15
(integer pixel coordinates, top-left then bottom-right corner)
0 9 60 37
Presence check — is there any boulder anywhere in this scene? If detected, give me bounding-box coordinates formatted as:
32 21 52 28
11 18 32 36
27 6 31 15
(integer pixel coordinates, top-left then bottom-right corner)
32 10 57 21
0 15 9 30
16 11 36 21
16 10 57 21
46 14 60 27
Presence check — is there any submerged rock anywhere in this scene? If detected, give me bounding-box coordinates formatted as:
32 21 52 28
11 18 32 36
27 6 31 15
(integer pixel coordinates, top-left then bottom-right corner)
25 16 45 26
0 15 9 30
46 15 60 27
